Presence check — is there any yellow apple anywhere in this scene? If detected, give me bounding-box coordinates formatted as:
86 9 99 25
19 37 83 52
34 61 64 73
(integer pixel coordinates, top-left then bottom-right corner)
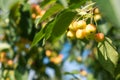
76 29 86 39
67 30 75 39
76 20 86 29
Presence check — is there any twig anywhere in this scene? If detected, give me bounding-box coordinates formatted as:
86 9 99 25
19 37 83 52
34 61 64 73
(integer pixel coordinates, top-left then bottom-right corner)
71 74 81 80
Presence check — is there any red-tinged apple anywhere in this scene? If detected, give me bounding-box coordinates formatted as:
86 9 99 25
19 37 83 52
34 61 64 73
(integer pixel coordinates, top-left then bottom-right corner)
95 33 104 42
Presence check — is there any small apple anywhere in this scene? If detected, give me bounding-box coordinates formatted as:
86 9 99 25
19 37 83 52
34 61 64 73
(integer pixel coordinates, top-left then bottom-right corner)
94 14 102 21
93 8 100 14
76 20 86 29
76 29 86 39
76 56 82 62
85 24 96 35
46 50 52 57
85 24 96 40
0 52 6 63
32 13 36 19
40 10 45 16
67 30 75 39
53 55 63 64
80 69 87 76
95 33 104 42
7 60 13 67
0 52 6 58
69 21 78 31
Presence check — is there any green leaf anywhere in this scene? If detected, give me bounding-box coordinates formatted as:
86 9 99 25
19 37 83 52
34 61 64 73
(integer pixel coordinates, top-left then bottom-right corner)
44 20 55 40
58 0 68 8
50 9 77 41
64 72 71 75
98 23 112 35
114 54 120 79
64 70 79 75
47 63 62 79
97 37 119 75
15 70 28 80
31 28 45 47
22 3 30 11
71 70 80 74
40 0 56 7
31 20 54 47
95 0 120 28
0 0 19 20
69 0 88 9
116 73 120 80
39 3 64 23
31 9 76 47
0 0 19 10
34 17 41 27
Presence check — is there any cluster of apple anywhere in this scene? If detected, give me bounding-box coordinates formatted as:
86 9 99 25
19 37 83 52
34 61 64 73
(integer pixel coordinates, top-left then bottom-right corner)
0 52 14 67
67 20 104 42
45 50 63 64
31 4 45 19
93 8 102 21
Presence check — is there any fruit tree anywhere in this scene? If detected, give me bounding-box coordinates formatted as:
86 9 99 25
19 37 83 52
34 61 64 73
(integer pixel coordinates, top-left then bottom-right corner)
0 0 120 80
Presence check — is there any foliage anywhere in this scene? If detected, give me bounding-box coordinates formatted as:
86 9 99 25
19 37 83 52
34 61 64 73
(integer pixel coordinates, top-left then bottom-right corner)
0 0 120 80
